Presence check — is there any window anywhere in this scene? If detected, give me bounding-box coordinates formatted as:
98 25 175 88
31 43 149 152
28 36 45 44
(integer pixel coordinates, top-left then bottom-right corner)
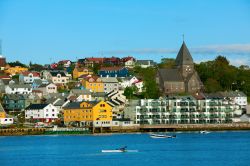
52 114 55 116
46 114 48 116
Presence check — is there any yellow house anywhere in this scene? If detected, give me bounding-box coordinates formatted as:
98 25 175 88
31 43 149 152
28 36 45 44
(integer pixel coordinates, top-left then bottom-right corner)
5 66 28 76
73 67 93 79
63 101 112 127
82 76 104 92
0 104 6 118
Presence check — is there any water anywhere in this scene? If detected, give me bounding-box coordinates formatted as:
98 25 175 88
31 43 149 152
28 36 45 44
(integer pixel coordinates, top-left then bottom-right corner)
1 131 250 166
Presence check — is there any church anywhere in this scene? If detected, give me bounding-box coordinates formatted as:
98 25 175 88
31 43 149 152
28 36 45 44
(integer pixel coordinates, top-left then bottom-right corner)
156 42 203 95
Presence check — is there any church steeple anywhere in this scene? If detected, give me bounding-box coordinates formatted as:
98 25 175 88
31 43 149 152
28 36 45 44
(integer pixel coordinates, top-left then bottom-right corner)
175 41 194 67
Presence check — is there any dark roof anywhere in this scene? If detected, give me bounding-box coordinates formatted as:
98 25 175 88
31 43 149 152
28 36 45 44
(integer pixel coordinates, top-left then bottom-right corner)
175 42 194 66
136 60 156 65
63 102 81 109
26 104 48 110
50 71 66 77
158 69 183 82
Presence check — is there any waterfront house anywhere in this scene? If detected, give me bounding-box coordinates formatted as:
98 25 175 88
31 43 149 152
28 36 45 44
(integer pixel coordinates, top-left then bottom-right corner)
25 103 59 123
125 94 237 125
73 67 93 79
63 100 112 127
19 71 40 84
98 67 129 78
0 104 13 125
81 76 104 93
5 84 32 94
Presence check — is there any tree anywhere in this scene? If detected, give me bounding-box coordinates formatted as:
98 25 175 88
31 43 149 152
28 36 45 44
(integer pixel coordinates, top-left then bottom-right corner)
124 87 135 99
8 61 27 68
29 63 44 71
158 58 175 69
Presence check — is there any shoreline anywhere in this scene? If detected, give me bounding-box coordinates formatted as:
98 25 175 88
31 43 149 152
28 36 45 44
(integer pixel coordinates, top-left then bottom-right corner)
1 123 250 136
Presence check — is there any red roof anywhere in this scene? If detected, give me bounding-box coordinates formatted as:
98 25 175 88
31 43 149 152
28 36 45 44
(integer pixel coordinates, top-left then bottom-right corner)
86 58 104 62
122 56 135 62
32 90 43 93
100 66 125 71
21 71 40 77
0 75 11 79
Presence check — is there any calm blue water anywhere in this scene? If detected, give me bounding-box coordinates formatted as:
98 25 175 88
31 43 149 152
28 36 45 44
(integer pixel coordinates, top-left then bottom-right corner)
0 131 250 166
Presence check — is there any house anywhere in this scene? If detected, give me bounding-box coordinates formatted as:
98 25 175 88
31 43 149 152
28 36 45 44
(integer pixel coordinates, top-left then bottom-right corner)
136 60 156 68
32 79 50 89
121 56 136 68
82 76 104 93
58 60 71 68
100 77 119 93
98 67 129 77
69 89 92 101
133 80 144 93
2 94 27 111
36 83 57 95
84 57 104 67
4 66 28 76
0 104 13 125
19 71 40 84
5 84 32 94
112 118 136 127
103 57 121 66
25 103 59 123
156 42 203 94
73 67 93 79
63 100 112 127
50 71 70 85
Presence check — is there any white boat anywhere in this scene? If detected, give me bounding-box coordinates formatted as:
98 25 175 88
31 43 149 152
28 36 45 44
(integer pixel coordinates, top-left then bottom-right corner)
199 130 210 134
150 134 176 139
102 150 127 153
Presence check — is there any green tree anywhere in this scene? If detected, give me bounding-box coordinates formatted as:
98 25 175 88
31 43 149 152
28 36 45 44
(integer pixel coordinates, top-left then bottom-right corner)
158 58 175 69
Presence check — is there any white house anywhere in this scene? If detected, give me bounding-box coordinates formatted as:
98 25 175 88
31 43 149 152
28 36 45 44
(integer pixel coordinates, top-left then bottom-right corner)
36 83 57 95
112 118 138 127
19 71 40 84
25 103 59 123
122 56 136 68
69 89 92 101
136 60 156 68
0 118 14 125
133 80 144 93
50 71 70 85
120 76 144 92
5 84 32 94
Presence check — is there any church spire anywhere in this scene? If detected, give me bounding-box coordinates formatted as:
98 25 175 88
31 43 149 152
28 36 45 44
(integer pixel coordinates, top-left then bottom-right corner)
175 41 194 66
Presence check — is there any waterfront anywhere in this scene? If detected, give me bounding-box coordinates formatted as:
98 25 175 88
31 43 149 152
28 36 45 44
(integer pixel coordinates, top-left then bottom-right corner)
1 131 250 166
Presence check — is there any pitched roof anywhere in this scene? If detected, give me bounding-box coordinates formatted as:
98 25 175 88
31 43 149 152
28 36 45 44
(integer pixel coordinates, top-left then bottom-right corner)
136 60 156 65
50 71 66 77
158 69 183 82
121 56 135 62
86 57 104 62
9 84 32 89
100 77 118 83
26 104 49 110
70 89 91 95
175 42 194 66
21 71 40 77
99 66 125 71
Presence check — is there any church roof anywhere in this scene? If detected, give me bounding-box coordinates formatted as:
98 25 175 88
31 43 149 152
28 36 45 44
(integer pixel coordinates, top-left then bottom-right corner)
158 69 183 82
175 42 194 66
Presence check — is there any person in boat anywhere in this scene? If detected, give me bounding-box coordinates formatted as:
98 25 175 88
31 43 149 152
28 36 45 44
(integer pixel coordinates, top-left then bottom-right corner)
118 146 127 152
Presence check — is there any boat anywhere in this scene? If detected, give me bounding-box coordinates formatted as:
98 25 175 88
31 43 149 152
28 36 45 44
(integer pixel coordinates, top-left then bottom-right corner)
102 150 127 153
102 146 130 153
199 130 210 134
150 133 176 139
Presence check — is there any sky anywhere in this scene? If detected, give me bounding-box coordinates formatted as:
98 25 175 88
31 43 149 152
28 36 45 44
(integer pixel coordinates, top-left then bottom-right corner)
0 0 250 66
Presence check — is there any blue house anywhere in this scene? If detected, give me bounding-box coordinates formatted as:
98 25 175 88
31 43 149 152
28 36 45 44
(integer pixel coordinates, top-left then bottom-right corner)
98 67 129 77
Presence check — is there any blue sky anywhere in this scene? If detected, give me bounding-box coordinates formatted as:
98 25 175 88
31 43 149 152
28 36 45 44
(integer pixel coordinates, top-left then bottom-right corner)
0 0 250 65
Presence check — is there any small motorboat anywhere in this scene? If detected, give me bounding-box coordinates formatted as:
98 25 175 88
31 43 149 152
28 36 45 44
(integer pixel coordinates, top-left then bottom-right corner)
199 130 210 134
150 133 176 139
102 150 127 153
102 146 129 153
